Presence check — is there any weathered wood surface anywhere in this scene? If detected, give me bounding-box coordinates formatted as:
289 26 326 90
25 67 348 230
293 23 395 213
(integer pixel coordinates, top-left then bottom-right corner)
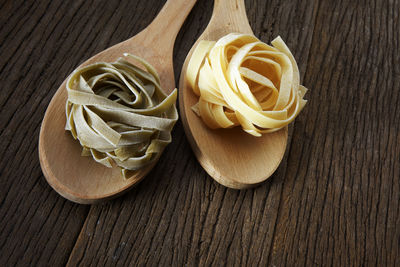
0 0 399 266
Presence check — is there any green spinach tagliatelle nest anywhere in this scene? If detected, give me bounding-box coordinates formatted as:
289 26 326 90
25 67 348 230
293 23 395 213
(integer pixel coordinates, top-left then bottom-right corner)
65 53 178 179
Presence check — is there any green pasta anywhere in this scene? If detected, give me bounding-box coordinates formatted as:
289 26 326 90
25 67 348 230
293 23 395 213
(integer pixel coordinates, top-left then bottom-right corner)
65 53 178 179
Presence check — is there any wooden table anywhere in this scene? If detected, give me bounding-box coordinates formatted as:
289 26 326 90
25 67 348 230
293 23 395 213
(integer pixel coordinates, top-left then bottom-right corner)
1 0 399 266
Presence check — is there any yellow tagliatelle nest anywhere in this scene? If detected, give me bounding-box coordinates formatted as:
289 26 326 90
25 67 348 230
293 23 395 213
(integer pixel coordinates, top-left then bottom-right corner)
65 53 178 178
186 33 308 137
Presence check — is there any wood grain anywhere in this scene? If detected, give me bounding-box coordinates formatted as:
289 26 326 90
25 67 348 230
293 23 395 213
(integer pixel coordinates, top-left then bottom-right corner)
0 0 399 266
269 0 400 266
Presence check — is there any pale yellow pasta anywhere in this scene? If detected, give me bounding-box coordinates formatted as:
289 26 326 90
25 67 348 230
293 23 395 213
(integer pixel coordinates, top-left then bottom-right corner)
187 33 308 137
65 54 178 178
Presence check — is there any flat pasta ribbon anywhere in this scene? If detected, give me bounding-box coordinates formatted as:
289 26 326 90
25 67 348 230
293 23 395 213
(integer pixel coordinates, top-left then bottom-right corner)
65 53 178 178
186 33 308 137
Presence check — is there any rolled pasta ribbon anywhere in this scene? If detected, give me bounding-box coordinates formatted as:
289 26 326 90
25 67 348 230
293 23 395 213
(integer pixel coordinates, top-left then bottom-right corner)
186 33 308 137
65 53 178 178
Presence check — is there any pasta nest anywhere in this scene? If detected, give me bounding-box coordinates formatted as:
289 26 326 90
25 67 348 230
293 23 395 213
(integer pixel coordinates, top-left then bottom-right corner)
187 33 308 136
65 54 178 178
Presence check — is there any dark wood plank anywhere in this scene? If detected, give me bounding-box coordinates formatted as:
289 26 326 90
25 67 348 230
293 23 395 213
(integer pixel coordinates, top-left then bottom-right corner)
0 0 163 265
2 0 398 266
269 0 400 266
0 0 93 264
66 0 319 265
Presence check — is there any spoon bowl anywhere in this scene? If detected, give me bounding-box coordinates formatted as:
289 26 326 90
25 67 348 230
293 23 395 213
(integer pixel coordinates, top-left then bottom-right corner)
39 0 197 204
179 0 288 189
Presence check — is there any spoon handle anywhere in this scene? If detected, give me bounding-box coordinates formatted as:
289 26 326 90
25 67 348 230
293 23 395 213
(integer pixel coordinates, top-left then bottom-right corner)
209 0 252 34
144 0 198 52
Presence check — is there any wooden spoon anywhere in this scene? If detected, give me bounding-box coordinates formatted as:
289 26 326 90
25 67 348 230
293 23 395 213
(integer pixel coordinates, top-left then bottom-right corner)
39 0 197 204
179 0 288 189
